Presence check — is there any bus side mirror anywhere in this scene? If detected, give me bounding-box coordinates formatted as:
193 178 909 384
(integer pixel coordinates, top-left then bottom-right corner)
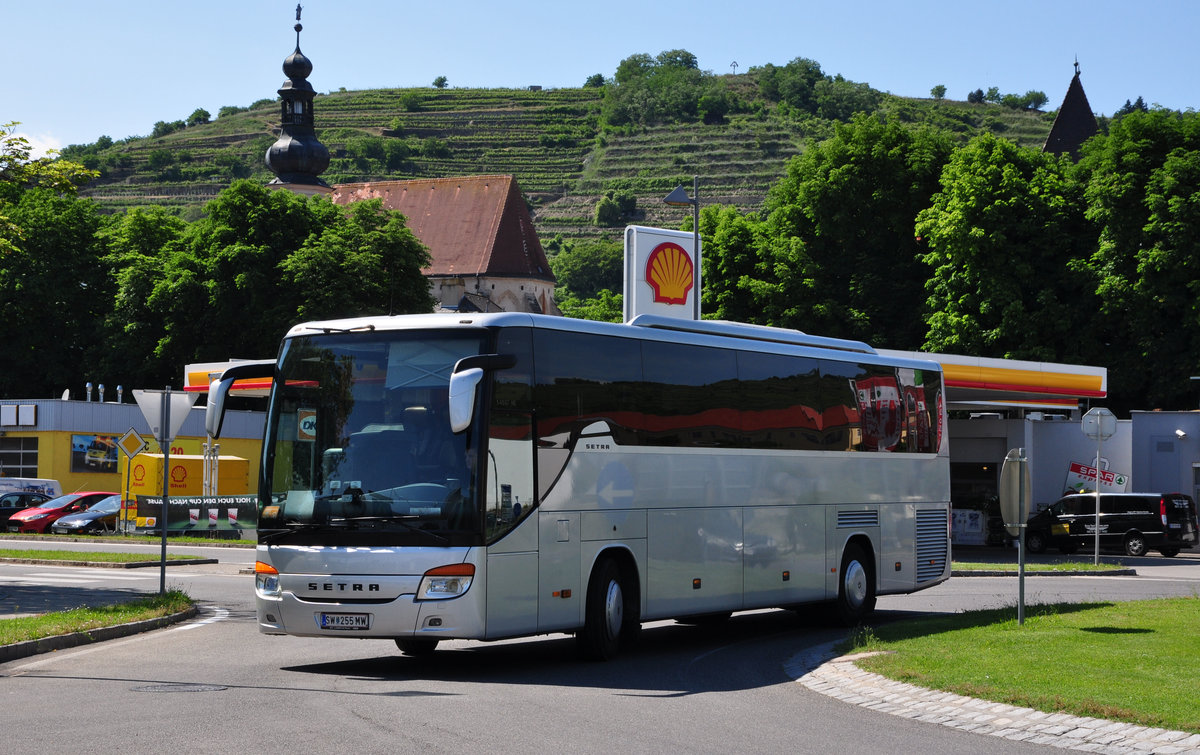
448 368 484 433
205 360 276 439
448 354 516 434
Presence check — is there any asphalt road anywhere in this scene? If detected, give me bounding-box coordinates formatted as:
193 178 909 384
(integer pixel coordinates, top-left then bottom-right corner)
1 540 1198 753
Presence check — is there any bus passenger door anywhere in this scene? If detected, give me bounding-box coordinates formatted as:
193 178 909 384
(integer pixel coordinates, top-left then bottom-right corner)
483 414 539 639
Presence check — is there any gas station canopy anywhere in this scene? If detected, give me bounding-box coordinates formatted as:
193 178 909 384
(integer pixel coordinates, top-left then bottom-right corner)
188 349 1106 412
881 350 1106 411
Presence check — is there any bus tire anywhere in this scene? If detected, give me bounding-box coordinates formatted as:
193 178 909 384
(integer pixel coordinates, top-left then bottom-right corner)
577 558 637 661
395 638 438 656
835 542 876 626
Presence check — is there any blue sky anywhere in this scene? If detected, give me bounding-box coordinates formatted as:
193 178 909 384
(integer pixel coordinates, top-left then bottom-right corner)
6 0 1197 155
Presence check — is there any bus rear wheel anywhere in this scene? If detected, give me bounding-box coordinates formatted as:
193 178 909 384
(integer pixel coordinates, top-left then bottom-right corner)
395 638 439 656
577 558 638 661
835 543 876 626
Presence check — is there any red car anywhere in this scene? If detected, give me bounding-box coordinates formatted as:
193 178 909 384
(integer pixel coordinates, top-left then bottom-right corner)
6 491 117 534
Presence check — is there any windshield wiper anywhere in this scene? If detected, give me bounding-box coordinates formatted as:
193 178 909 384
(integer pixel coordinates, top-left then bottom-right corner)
259 522 324 543
329 515 450 544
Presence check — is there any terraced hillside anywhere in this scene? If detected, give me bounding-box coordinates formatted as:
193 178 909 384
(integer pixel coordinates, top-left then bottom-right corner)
75 84 1056 245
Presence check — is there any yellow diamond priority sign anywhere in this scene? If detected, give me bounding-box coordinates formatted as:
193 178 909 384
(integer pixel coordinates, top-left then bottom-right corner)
118 428 147 459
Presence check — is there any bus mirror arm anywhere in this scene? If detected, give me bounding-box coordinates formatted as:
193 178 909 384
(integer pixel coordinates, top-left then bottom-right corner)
448 353 515 434
205 360 276 439
452 354 516 373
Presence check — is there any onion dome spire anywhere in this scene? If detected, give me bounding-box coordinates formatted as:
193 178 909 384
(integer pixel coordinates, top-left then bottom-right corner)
265 4 331 194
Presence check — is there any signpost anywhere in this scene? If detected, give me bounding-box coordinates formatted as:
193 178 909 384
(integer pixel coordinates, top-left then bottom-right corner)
116 428 146 535
1081 407 1117 565
999 448 1031 624
133 387 198 593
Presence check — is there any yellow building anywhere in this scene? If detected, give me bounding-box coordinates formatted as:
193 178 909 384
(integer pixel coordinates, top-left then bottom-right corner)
0 398 262 502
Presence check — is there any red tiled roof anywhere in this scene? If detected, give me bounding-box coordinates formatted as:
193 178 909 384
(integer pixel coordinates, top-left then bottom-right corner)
331 175 554 282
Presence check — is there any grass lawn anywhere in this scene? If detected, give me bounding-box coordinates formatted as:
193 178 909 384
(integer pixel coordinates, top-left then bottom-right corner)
0 533 255 546
954 561 1123 573
844 597 1200 734
0 549 206 563
0 590 193 645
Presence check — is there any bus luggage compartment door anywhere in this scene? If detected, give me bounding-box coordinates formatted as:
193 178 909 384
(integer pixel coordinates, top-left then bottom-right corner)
537 511 581 632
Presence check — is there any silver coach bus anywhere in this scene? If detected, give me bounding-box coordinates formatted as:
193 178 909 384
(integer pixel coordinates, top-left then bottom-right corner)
207 313 951 660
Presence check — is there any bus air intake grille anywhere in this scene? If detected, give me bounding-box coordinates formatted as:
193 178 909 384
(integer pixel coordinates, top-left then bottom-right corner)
915 509 949 582
837 510 878 529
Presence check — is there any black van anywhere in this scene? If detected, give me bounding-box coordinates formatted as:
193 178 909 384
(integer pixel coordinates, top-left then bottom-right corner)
1025 492 1199 557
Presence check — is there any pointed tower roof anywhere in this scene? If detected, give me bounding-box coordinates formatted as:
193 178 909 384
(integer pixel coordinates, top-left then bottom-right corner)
1043 60 1099 161
265 4 331 194
331 176 555 282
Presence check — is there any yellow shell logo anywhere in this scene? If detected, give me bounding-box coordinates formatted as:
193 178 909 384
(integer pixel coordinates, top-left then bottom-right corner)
645 242 694 305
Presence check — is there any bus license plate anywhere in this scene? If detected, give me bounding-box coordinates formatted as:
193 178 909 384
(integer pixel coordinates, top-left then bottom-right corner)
319 612 370 630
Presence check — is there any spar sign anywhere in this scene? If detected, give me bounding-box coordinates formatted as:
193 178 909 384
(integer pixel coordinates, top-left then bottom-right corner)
1064 461 1129 493
623 225 700 322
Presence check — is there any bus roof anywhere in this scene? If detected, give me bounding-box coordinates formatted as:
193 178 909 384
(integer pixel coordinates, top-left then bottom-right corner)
282 313 939 373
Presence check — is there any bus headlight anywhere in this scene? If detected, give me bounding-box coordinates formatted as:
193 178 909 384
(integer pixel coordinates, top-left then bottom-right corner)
255 561 281 598
416 563 475 600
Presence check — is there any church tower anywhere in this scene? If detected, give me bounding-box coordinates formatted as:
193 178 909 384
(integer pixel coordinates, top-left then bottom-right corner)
265 4 331 195
1043 60 1099 161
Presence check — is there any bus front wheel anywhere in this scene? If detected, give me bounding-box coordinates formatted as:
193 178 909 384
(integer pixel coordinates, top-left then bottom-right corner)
835 543 876 625
577 558 638 661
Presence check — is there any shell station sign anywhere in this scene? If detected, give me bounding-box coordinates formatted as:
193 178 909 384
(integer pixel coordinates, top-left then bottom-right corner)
623 225 700 321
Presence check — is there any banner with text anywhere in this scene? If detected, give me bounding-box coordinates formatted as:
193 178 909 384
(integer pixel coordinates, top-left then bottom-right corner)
135 494 258 531
1064 461 1129 494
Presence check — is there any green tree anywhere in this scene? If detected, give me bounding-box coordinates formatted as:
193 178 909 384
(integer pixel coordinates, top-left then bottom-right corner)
916 133 1097 361
187 108 211 126
1022 90 1048 110
814 77 882 121
699 204 762 324
593 194 621 226
146 149 173 171
930 84 947 100
583 73 605 88
601 49 724 128
727 114 955 348
0 122 98 198
0 189 109 397
1077 109 1200 408
98 206 188 387
754 57 826 113
557 289 623 323
107 182 435 374
549 238 622 299
432 75 448 89
151 120 185 138
281 198 434 320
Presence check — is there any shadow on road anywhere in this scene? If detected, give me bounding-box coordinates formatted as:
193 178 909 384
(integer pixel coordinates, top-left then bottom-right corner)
276 608 855 696
0 583 144 615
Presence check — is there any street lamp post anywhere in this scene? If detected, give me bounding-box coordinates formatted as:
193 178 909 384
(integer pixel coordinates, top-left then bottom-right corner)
663 175 700 320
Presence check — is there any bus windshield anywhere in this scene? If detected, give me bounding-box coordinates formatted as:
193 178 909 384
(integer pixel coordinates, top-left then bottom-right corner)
260 329 487 546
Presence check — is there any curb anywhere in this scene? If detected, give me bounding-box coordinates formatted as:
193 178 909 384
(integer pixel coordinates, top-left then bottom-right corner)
0 605 200 664
0 534 253 548
952 567 1137 577
0 558 218 569
789 647 1200 753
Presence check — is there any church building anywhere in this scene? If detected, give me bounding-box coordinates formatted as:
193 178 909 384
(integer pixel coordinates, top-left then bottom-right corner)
263 6 556 314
